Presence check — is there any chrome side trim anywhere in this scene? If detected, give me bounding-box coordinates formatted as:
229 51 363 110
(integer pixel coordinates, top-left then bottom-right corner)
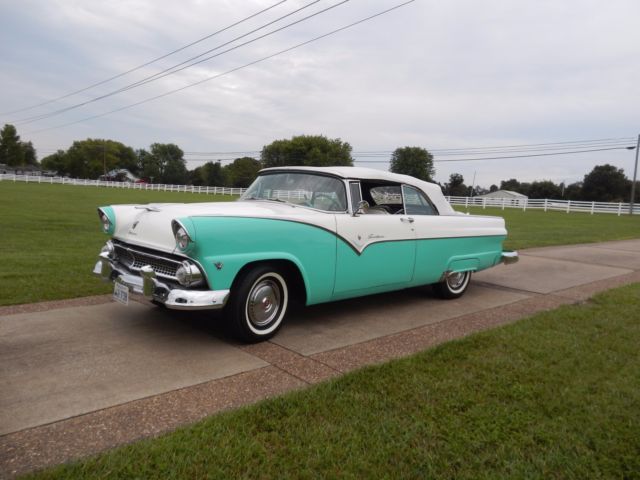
501 251 519 265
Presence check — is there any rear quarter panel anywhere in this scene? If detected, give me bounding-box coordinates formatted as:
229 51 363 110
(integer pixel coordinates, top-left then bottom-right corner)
410 214 506 286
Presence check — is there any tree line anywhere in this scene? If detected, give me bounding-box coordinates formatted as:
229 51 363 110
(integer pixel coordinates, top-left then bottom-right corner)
0 123 636 202
439 165 634 202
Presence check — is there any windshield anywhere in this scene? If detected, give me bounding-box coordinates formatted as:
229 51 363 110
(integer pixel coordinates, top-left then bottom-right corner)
241 172 347 212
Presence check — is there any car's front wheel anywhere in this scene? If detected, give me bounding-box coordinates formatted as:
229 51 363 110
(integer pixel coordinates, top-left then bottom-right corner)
227 264 289 342
433 271 471 299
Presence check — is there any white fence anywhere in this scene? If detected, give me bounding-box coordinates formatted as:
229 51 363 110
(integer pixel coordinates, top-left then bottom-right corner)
0 173 247 196
446 196 640 216
2 173 638 215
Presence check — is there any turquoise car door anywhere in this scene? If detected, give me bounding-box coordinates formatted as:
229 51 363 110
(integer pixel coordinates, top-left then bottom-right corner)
333 213 416 295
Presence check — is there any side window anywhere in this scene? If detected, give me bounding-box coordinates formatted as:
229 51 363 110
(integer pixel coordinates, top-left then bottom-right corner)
369 185 402 206
402 185 438 215
349 181 362 210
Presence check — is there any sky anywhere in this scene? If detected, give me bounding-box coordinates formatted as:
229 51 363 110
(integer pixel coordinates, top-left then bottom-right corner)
0 0 639 188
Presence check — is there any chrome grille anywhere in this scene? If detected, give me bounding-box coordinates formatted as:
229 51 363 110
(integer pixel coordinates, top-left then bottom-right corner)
113 243 182 280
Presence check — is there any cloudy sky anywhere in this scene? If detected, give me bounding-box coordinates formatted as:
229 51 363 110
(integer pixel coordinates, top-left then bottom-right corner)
1 0 638 187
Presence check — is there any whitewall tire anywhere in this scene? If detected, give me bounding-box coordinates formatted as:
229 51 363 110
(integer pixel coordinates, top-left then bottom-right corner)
227 265 289 342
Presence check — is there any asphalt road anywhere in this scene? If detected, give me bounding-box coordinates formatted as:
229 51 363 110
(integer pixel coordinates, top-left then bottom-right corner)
1 239 639 477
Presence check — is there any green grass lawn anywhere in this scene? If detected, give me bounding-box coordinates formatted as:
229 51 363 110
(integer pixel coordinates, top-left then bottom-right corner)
27 283 640 479
0 182 234 306
454 206 640 250
0 182 638 306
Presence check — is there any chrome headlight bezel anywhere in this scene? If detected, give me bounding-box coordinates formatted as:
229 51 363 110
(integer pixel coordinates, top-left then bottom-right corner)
172 219 194 251
98 207 115 235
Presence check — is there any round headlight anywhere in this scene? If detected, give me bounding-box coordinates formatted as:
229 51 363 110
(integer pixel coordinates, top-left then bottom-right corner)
99 211 112 233
176 261 203 287
175 226 191 250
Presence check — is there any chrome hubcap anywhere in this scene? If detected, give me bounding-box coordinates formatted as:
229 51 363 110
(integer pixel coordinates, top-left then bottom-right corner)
247 279 281 327
447 272 466 289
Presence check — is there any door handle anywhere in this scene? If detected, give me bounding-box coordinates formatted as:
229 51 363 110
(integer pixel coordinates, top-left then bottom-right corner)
400 217 414 223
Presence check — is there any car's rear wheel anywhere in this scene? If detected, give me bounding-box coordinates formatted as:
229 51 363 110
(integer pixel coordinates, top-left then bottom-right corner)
227 264 289 342
433 271 471 299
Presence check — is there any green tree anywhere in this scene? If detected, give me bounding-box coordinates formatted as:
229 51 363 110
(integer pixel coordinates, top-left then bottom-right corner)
0 124 40 168
21 141 38 166
62 139 137 178
389 146 435 182
137 148 158 182
527 180 562 199
190 161 227 186
261 135 353 168
499 179 521 191
0 124 24 166
224 157 262 188
41 150 67 174
446 173 467 196
489 184 498 193
564 182 583 200
582 164 628 202
146 143 187 184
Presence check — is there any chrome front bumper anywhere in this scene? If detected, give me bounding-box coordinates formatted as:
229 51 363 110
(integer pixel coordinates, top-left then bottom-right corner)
501 250 519 265
93 253 229 310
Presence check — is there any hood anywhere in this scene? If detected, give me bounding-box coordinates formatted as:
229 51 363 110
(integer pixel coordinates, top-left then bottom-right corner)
110 200 334 252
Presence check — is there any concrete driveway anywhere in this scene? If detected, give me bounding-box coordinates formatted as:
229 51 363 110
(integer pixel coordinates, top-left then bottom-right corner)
1 239 639 478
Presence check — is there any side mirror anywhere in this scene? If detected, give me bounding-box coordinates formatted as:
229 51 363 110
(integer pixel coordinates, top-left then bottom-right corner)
354 200 369 216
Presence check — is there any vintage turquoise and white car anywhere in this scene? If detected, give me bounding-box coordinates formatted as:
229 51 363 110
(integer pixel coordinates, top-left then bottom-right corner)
94 166 518 342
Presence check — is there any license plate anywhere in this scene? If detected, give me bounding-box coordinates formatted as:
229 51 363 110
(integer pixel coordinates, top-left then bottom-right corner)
113 281 129 305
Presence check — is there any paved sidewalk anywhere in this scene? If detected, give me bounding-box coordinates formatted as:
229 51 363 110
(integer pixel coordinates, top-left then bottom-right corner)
1 239 639 478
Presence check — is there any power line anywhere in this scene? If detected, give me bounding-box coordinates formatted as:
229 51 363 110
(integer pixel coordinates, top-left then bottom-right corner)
182 145 635 164
182 139 635 156
354 146 635 163
26 0 417 134
347 139 636 156
15 0 339 125
1 0 288 117
428 137 635 152
185 151 261 156
38 137 637 160
353 142 635 157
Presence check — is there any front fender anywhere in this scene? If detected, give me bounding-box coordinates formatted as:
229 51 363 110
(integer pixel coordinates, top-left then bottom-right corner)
185 216 338 305
199 251 312 302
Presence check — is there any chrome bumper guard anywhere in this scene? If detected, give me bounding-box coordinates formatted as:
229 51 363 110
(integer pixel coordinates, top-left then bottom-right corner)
501 251 519 265
93 252 229 310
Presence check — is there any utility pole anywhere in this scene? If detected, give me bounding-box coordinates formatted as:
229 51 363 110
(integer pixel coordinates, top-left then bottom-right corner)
630 134 639 215
470 171 476 197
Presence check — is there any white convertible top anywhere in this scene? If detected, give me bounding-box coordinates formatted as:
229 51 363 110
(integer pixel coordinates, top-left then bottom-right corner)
260 166 456 215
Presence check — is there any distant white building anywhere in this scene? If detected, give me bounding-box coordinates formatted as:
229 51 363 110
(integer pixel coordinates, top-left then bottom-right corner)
478 190 528 206
99 169 140 182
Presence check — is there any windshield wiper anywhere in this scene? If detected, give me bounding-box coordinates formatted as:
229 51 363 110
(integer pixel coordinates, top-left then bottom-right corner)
244 196 294 206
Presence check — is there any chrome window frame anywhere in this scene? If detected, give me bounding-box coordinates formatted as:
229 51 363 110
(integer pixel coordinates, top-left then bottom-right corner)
401 184 440 216
243 171 349 214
